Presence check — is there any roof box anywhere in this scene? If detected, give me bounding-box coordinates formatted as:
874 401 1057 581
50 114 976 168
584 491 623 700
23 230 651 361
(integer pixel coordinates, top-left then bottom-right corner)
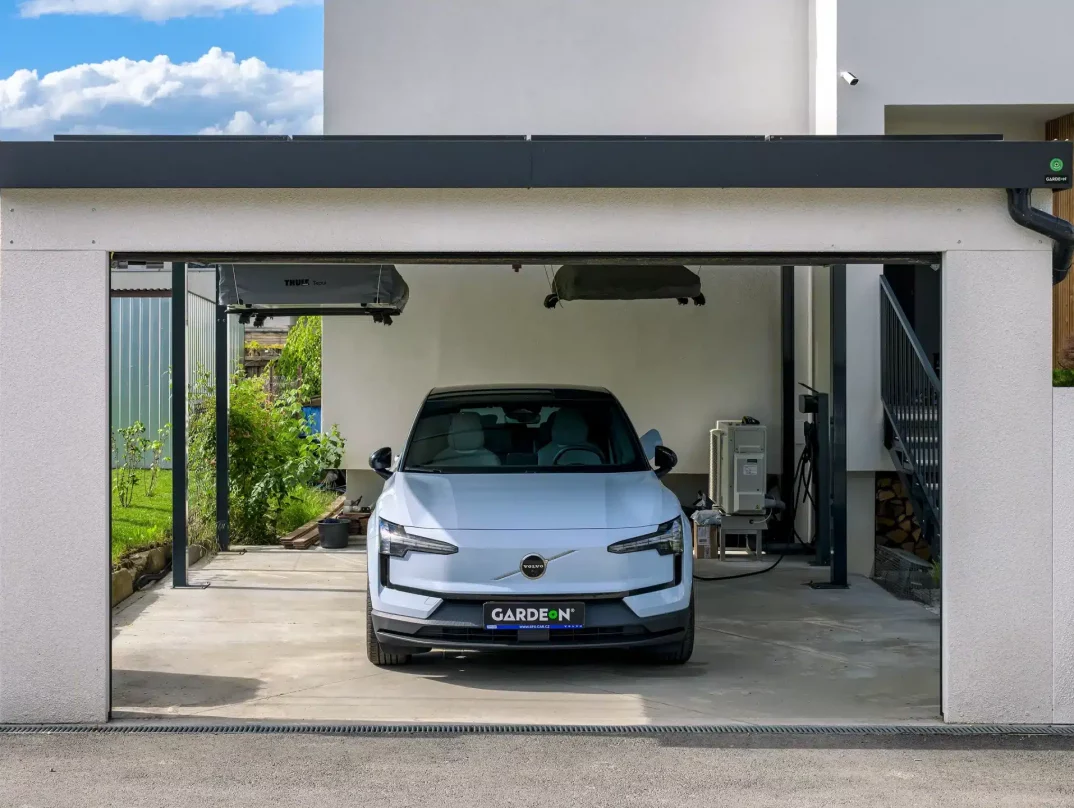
545 264 704 307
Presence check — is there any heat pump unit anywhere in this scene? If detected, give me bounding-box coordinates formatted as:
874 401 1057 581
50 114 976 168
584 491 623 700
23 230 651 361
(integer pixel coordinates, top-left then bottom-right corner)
709 420 767 515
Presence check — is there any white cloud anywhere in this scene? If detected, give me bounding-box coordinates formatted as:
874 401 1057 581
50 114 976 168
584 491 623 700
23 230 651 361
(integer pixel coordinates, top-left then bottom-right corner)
19 0 320 22
0 47 323 139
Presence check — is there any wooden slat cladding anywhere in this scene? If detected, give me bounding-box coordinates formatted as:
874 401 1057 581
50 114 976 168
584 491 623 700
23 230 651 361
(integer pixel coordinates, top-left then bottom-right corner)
1047 114 1074 369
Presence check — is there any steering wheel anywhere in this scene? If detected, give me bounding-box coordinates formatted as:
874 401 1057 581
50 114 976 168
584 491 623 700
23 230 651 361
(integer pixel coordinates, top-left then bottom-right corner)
551 445 606 465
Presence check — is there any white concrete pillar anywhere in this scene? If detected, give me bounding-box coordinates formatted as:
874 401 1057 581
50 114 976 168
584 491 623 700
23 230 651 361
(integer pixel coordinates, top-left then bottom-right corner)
0 249 110 722
1054 388 1074 723
846 471 875 577
942 250 1053 723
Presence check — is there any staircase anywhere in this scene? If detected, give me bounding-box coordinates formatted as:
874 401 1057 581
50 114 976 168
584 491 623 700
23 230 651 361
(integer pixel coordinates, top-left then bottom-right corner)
880 276 942 556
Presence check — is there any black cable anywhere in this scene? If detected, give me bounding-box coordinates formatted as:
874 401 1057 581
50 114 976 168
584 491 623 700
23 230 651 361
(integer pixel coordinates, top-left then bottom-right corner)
693 553 784 581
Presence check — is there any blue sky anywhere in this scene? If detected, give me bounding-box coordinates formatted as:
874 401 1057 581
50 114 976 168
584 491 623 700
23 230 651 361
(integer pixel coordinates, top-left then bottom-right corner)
0 0 324 138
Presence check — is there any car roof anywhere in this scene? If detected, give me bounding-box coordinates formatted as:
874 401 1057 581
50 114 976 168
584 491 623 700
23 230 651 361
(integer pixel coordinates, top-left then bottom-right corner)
427 384 612 399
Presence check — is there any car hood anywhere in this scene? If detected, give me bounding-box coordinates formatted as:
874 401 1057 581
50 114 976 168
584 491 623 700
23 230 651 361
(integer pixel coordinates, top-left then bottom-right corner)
377 471 680 530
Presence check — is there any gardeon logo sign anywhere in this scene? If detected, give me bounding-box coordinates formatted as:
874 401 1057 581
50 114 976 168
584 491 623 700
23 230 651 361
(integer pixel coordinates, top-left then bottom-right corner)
488 606 576 624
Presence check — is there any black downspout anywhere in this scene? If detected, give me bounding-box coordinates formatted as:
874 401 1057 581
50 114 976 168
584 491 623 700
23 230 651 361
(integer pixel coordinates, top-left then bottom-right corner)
1007 188 1074 285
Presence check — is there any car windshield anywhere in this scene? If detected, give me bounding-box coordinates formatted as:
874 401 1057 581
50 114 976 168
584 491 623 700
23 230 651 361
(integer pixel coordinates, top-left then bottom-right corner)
402 391 649 474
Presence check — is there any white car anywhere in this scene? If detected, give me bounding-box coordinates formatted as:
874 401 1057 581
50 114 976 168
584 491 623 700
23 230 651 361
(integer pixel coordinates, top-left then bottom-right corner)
365 385 694 665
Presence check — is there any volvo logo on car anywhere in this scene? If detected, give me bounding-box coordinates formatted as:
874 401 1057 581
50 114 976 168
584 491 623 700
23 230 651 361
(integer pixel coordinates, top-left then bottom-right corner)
519 554 547 579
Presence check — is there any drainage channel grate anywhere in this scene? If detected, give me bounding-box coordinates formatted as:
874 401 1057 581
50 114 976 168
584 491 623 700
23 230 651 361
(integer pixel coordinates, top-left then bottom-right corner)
2 723 1073 736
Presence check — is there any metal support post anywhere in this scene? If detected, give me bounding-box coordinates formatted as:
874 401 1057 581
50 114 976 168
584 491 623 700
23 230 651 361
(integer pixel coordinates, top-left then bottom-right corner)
215 294 230 552
812 264 849 589
171 262 188 587
780 265 795 539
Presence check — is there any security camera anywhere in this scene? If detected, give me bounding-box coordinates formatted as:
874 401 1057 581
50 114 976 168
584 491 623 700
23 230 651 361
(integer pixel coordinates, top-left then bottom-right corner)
840 71 859 86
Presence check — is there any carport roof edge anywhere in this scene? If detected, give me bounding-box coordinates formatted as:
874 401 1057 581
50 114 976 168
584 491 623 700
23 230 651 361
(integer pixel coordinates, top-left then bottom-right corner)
0 135 1069 190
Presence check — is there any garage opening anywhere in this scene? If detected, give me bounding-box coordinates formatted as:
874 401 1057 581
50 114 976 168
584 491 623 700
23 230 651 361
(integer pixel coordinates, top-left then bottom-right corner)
109 253 943 725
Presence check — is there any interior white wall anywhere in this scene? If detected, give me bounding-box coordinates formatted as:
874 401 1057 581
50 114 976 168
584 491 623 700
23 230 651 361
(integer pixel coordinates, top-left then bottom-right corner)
324 264 781 496
324 0 810 137
1054 389 1074 723
838 0 1074 135
942 250 1053 723
0 248 110 722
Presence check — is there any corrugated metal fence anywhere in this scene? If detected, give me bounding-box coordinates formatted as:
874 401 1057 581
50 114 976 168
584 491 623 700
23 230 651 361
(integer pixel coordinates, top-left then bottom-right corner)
111 292 244 468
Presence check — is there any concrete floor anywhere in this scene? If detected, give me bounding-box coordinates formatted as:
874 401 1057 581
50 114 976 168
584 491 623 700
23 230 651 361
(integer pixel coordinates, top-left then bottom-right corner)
111 546 941 725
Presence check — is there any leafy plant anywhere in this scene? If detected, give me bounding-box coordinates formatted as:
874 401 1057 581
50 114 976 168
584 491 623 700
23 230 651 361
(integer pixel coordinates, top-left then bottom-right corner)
275 316 322 399
1055 369 1074 387
113 422 147 508
187 369 345 547
144 423 172 497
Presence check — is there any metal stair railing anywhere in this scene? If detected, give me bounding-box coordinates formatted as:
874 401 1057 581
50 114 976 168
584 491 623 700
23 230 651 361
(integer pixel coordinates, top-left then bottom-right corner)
880 276 942 540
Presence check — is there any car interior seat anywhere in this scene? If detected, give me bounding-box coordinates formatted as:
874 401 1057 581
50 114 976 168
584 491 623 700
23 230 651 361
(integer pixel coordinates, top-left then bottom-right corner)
537 409 603 465
432 412 502 466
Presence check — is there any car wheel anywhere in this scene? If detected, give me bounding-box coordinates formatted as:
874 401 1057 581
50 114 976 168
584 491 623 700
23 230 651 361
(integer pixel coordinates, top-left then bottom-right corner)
648 597 695 665
366 590 412 666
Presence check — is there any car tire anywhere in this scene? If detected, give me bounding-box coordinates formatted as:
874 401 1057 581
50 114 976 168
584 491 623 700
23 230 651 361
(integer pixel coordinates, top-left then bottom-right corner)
366 590 412 666
648 597 695 664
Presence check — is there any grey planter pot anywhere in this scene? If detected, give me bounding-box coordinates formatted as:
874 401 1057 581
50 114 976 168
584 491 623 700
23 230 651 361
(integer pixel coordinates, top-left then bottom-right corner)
319 518 351 549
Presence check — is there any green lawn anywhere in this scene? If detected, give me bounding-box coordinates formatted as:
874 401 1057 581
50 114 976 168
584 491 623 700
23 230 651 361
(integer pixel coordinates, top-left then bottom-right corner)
112 469 172 563
112 468 337 559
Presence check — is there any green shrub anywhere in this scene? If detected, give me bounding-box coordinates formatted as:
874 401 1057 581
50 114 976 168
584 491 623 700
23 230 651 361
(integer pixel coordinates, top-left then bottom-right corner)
187 369 345 547
1055 369 1074 387
275 316 322 399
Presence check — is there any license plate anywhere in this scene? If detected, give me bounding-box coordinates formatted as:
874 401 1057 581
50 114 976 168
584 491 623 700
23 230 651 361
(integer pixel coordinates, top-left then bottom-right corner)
483 602 585 630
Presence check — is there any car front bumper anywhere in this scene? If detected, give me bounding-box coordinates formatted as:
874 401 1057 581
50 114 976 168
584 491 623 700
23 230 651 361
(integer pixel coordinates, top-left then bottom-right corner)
371 597 690 651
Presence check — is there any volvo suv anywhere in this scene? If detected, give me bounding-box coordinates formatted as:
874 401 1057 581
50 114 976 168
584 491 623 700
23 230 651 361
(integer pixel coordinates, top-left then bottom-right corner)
365 385 693 665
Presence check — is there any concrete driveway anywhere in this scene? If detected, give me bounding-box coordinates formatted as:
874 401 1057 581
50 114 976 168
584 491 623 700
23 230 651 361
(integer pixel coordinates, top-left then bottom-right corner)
111 546 940 724
4 732 1073 808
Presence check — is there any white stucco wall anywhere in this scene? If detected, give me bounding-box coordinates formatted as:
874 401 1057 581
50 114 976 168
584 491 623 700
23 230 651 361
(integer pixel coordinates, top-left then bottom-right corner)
324 0 810 137
942 250 1054 723
1054 388 1074 723
324 264 781 486
0 248 110 722
838 0 1074 135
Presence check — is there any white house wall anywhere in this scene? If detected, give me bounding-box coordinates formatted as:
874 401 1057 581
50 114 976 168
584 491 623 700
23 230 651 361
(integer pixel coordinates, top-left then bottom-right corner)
837 0 1074 135
324 0 810 137
942 250 1054 723
1054 389 1074 723
323 264 781 489
0 249 110 722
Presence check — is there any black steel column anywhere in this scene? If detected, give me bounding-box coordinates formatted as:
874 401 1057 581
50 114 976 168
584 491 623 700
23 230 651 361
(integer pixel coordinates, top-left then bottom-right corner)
780 266 795 538
814 392 831 568
214 295 230 552
829 264 849 588
171 262 188 587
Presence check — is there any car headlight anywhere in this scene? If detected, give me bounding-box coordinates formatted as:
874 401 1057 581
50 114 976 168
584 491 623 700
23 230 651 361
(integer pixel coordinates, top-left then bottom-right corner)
607 518 684 556
378 518 458 559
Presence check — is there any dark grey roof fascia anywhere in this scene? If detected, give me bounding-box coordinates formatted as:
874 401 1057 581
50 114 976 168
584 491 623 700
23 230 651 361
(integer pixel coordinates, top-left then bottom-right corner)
0 136 1069 190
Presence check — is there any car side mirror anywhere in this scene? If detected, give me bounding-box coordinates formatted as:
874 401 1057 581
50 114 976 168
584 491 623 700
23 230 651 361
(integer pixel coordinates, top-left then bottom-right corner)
369 447 393 480
639 429 663 460
653 445 677 479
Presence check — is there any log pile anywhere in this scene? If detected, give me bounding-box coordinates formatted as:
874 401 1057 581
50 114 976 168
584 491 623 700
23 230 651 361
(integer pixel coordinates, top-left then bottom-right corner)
875 475 931 560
